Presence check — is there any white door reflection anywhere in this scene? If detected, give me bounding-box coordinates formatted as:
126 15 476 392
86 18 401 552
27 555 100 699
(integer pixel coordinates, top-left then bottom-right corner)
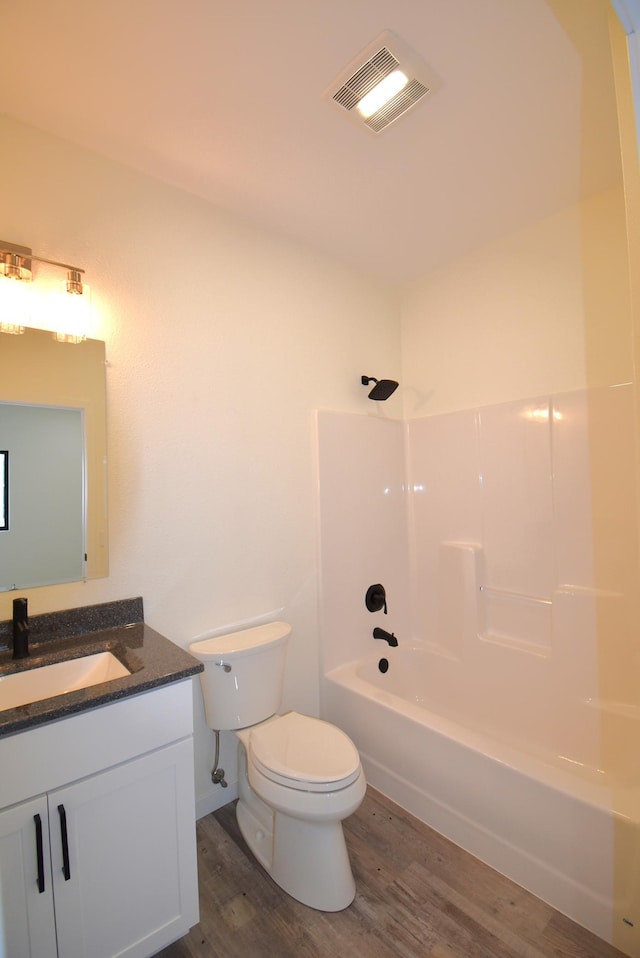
0 404 84 590
0 451 7 531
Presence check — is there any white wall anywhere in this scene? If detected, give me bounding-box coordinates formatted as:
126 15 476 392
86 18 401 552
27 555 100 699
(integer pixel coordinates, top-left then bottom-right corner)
400 185 633 418
0 115 401 814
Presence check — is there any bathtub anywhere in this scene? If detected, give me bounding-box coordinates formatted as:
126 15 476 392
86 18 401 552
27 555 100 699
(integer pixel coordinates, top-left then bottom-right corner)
322 642 639 951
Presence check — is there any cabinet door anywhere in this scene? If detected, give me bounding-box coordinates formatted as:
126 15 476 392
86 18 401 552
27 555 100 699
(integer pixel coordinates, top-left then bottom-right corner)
50 739 198 958
0 795 57 958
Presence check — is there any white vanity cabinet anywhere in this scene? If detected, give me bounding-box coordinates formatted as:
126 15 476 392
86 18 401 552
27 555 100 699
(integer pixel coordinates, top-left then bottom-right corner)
0 680 199 958
0 794 56 957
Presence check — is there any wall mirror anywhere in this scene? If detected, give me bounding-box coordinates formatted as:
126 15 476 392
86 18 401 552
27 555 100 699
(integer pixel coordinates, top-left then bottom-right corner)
0 327 108 591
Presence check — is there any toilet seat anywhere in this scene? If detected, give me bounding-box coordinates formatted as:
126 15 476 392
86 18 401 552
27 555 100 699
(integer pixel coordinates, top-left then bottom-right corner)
248 711 361 793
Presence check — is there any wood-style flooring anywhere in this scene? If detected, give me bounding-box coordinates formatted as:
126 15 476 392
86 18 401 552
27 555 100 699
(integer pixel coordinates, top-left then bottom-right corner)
154 786 626 958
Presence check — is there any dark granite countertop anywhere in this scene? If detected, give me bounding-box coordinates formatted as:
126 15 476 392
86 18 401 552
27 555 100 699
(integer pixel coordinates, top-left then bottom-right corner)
0 597 202 738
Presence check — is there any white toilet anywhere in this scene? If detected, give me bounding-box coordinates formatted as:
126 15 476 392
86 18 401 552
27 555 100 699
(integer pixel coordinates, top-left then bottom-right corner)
189 620 366 911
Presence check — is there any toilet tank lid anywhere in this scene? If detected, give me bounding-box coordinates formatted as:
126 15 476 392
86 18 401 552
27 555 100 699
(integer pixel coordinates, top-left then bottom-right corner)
189 620 291 659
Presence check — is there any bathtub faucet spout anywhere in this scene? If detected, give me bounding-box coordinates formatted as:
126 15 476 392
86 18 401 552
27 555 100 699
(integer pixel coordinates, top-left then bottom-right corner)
373 627 398 647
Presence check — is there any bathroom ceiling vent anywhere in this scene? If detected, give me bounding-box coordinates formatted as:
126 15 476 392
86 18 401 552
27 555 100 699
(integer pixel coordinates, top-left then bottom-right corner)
327 31 441 134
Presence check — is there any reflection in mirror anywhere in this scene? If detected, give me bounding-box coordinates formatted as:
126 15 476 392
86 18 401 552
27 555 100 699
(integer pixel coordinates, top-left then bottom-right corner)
0 404 84 589
0 327 107 591
0 451 7 531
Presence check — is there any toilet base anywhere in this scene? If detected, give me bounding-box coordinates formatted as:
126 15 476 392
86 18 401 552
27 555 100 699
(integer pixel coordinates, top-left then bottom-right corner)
236 798 357 911
236 743 363 911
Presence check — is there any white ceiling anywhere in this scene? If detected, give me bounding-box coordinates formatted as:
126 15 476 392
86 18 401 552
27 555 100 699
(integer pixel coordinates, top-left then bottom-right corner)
0 0 623 285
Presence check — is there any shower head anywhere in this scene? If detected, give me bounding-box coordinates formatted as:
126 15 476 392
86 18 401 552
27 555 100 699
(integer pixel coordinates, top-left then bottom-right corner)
361 375 399 401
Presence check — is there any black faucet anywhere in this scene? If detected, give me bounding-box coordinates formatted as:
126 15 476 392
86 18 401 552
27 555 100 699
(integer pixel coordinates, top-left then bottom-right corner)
12 597 30 660
373 626 398 647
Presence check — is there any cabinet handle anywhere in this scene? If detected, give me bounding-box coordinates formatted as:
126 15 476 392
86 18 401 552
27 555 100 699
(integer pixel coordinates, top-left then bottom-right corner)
57 804 71 881
33 813 45 893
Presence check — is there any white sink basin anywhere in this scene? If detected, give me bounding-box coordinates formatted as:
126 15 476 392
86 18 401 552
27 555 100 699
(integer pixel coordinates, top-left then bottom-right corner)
0 651 131 712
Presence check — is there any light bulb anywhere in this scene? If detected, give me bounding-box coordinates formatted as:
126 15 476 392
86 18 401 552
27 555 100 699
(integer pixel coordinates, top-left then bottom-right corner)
0 273 30 334
357 70 409 118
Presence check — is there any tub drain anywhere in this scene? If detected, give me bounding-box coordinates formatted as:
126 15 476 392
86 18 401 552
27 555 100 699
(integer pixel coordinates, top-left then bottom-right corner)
378 658 389 673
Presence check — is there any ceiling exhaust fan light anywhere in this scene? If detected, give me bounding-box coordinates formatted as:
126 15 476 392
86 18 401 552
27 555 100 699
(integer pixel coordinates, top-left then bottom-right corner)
357 70 409 118
327 32 440 135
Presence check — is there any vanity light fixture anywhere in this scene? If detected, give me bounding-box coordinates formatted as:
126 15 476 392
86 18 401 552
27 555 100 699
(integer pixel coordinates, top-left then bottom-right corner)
0 241 32 335
0 240 89 342
327 30 441 134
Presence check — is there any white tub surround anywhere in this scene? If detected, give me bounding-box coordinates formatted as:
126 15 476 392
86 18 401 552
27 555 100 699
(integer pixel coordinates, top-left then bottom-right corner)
316 387 640 955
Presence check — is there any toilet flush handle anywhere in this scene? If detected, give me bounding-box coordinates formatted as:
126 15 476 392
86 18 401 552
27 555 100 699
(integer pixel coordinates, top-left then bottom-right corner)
215 661 232 673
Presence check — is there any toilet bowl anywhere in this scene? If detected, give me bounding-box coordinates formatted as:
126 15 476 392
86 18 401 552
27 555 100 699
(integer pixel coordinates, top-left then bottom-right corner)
189 621 366 911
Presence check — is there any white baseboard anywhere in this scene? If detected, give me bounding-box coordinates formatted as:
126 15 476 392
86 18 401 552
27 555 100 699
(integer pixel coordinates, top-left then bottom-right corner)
195 779 238 819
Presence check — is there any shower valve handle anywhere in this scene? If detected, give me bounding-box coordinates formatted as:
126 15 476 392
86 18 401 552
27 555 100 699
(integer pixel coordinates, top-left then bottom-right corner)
365 584 387 614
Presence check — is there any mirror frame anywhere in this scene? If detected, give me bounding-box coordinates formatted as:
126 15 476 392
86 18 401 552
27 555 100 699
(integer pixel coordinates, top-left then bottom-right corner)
0 327 108 583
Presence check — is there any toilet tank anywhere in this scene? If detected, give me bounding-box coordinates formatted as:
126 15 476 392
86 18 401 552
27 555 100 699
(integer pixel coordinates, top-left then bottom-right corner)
189 621 291 730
